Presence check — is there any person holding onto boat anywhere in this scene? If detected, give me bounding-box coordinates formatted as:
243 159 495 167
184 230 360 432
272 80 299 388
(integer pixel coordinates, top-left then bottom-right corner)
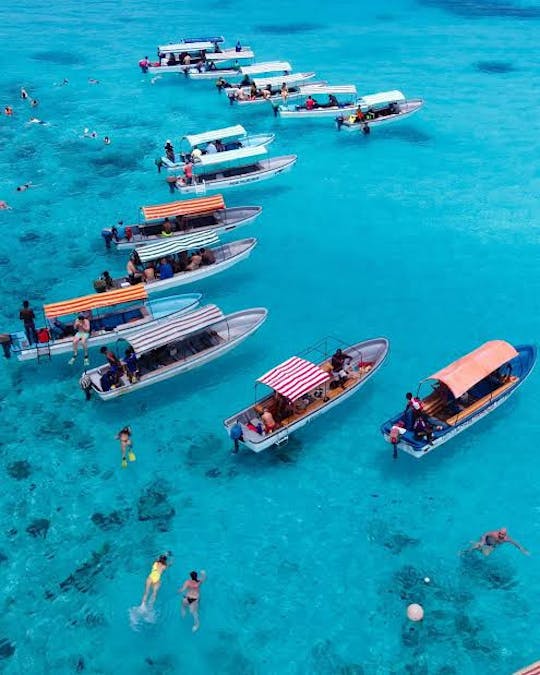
141 553 170 607
164 140 175 163
138 56 150 73
230 420 244 453
180 570 206 632
68 314 91 366
182 161 194 186
116 425 136 468
470 527 529 556
19 300 37 345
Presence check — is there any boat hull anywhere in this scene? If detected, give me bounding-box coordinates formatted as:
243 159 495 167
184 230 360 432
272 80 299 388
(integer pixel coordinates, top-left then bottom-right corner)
224 337 389 452
11 293 202 362
230 80 326 106
380 344 536 458
113 206 262 250
177 156 297 195
89 308 267 400
339 100 424 131
278 103 356 119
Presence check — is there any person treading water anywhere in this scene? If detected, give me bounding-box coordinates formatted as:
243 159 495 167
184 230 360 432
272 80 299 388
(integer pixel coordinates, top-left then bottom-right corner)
470 527 529 556
179 570 206 632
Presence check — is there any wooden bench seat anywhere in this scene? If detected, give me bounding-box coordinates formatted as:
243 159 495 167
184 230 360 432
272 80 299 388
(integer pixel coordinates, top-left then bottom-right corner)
421 392 446 417
445 377 518 426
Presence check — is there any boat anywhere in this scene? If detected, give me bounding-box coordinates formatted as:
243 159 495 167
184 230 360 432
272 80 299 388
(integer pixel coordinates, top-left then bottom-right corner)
172 146 297 195
380 340 536 458
336 90 424 131
226 70 326 106
97 234 257 294
8 286 201 362
161 124 275 170
85 303 268 400
224 337 389 452
104 194 262 250
147 38 254 75
275 85 358 119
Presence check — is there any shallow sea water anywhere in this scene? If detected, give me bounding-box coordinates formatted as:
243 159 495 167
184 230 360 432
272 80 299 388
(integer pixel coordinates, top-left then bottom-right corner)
0 0 540 672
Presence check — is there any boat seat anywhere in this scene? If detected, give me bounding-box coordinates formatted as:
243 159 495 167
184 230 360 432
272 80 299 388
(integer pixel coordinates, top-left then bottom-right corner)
421 392 446 417
445 377 518 426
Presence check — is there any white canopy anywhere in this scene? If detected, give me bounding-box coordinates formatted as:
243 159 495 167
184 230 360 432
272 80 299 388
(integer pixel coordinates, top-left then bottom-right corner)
159 41 216 53
136 231 219 263
299 85 357 96
182 36 224 44
195 145 266 168
240 61 292 75
127 304 224 356
252 72 314 88
357 90 405 107
183 125 246 148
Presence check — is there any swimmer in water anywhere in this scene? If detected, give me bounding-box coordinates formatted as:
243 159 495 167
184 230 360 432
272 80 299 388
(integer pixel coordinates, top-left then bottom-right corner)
180 570 206 632
88 78 100 85
30 99 39 108
20 87 29 100
103 136 111 145
470 527 529 556
16 182 35 192
141 553 170 607
115 425 135 468
28 118 47 125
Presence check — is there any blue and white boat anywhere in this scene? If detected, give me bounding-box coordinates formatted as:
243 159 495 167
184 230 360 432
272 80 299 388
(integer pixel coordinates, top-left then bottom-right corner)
147 38 253 75
336 90 424 132
9 287 201 362
275 84 358 119
380 340 537 458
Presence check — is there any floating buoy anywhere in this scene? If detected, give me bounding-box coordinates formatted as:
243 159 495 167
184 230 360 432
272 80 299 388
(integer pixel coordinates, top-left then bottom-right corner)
424 577 431 584
406 603 424 622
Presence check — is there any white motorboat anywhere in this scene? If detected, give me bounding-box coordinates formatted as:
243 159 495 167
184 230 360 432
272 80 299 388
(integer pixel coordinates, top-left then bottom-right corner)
86 304 268 400
104 194 262 250
147 38 253 74
335 90 424 131
224 337 390 452
276 84 358 118
9 286 201 362
173 146 297 195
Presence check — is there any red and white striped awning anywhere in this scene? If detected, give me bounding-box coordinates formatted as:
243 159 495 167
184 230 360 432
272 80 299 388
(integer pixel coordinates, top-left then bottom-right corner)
258 356 330 402
514 661 540 675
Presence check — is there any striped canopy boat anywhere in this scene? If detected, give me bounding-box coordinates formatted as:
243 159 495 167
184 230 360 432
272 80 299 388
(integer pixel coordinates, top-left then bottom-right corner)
106 194 262 250
86 303 268 400
9 285 201 362
224 337 389 452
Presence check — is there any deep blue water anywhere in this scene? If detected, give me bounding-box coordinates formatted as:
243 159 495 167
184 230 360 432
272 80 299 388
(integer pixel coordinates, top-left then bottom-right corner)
0 0 539 672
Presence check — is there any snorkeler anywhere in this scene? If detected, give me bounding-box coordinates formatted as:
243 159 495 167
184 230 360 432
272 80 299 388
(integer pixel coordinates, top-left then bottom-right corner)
103 136 111 145
470 527 529 556
115 425 136 468
141 553 170 607
180 570 206 632
16 182 36 192
20 87 29 100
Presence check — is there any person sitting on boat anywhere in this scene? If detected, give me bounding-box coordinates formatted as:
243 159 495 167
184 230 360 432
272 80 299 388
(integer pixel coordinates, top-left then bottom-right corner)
489 363 512 387
157 258 174 280
164 140 175 163
200 247 216 265
143 264 155 282
261 407 277 434
186 250 202 271
208 60 217 71
182 53 191 66
68 314 91 366
250 82 258 100
262 85 272 100
124 346 140 383
101 270 114 290
331 348 352 386
327 94 339 107
355 107 365 123
100 345 123 385
167 53 177 66
127 254 144 285
206 141 217 154
215 139 225 152
470 527 529 556
235 40 242 52
389 101 400 115
161 218 173 236
412 413 435 447
177 250 190 271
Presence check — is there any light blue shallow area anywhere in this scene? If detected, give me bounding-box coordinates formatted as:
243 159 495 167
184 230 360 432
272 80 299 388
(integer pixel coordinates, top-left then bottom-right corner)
0 0 539 672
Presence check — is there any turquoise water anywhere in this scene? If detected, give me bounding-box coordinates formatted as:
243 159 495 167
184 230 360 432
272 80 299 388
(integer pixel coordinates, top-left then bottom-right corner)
1 0 540 672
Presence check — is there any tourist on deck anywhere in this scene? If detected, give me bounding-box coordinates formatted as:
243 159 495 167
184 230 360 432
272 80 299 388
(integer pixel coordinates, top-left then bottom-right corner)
250 82 258 99
200 247 216 265
143 264 156 282
206 141 217 154
177 250 190 271
180 570 206 632
141 553 170 607
186 250 202 271
405 392 423 414
183 161 194 185
69 314 91 366
127 254 144 284
413 413 435 447
328 94 338 107
182 53 191 66
235 40 242 52
124 347 140 383
215 139 225 152
157 258 174 279
161 218 173 236
261 407 277 433
331 348 352 386
305 95 317 110
470 527 529 556
19 300 37 345
281 82 289 101
116 425 135 468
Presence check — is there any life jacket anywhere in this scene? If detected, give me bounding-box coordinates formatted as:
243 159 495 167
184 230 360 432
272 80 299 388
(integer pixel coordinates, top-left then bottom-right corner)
36 328 50 343
124 226 133 240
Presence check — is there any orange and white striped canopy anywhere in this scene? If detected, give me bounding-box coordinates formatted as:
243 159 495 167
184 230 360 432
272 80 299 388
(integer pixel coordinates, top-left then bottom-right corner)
44 286 147 318
141 194 225 222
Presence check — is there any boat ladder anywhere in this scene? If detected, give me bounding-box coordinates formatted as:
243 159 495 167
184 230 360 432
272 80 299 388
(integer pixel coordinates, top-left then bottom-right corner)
35 340 52 361
275 428 289 447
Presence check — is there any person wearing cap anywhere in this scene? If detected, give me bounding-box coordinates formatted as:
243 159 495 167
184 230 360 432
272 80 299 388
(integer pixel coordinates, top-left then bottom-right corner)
470 527 529 556
69 314 91 366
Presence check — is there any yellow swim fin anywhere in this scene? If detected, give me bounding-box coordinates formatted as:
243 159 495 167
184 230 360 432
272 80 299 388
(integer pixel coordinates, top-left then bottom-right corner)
121 457 128 468
128 451 136 462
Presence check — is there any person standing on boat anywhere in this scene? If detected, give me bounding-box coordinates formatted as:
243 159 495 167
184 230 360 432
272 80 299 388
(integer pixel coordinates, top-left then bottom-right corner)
69 314 91 366
180 570 206 632
280 82 289 101
331 348 352 387
19 300 37 345
470 528 529 556
183 161 194 186
235 40 242 52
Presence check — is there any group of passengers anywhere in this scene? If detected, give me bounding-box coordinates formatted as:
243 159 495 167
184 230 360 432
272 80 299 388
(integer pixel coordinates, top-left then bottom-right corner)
348 101 401 124
226 79 291 103
99 344 140 391
301 94 340 110
126 246 216 285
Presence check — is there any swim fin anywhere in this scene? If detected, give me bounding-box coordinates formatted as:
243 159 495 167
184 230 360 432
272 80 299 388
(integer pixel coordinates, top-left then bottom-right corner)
128 451 136 462
121 457 128 468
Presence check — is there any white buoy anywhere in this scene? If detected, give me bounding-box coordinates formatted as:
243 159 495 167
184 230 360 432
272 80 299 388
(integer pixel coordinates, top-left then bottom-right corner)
406 603 424 622
424 577 431 584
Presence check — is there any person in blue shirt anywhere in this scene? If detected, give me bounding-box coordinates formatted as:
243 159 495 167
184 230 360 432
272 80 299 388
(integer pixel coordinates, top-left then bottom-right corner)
157 258 174 279
230 420 244 453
